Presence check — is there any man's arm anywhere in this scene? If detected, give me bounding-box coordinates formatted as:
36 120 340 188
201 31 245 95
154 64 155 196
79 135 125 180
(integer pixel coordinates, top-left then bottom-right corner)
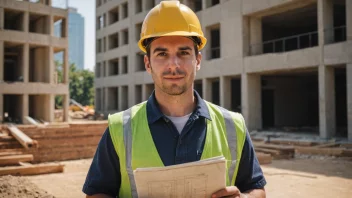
82 128 121 197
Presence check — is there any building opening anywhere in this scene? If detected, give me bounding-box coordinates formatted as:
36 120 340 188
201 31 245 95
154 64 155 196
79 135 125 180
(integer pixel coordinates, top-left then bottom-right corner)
261 69 319 134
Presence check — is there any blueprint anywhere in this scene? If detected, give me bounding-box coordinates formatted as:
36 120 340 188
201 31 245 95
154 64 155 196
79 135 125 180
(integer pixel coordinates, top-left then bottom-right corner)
134 156 226 198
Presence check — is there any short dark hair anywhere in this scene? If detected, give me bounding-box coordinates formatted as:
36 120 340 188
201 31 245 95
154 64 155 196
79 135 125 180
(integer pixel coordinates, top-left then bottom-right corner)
144 36 200 59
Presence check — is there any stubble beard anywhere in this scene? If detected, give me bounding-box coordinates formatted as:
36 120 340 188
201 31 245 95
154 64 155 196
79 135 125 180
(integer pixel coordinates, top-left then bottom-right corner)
151 66 194 96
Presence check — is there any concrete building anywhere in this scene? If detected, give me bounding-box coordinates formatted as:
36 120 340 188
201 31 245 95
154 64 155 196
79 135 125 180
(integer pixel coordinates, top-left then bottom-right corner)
0 0 70 123
55 7 85 70
95 0 352 141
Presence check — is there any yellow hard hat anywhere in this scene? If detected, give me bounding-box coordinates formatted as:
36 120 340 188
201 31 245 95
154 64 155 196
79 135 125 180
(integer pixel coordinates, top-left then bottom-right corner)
138 1 207 53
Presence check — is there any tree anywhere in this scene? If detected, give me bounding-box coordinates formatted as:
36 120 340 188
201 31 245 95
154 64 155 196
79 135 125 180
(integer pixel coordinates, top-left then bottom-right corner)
55 62 95 108
69 64 95 106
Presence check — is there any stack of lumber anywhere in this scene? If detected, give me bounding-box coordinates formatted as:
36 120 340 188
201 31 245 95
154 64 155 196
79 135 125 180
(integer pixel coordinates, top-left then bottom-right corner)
254 142 295 159
0 130 64 176
1 122 106 163
295 142 352 157
15 122 107 163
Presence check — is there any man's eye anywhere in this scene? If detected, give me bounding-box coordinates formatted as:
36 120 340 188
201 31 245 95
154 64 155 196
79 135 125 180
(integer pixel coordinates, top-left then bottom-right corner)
180 51 190 55
157 52 167 56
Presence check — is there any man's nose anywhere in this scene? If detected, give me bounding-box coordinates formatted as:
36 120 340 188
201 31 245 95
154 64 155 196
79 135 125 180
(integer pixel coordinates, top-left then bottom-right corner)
168 55 180 68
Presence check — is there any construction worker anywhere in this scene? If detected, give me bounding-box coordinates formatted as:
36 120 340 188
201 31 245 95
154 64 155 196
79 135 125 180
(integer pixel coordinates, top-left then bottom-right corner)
83 1 266 198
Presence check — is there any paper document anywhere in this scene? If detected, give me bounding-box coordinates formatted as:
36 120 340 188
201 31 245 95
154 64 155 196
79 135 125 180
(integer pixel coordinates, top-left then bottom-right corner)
134 156 226 198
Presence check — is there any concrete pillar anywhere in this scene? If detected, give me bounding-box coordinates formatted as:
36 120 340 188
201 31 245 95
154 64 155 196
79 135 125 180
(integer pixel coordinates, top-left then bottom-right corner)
318 66 336 138
128 84 135 107
23 12 29 32
23 44 29 83
119 30 124 48
202 0 206 9
0 41 3 81
0 7 4 30
120 4 125 20
142 84 147 101
243 17 250 56
104 87 109 111
22 94 28 124
63 94 69 122
47 94 55 122
48 15 54 36
48 47 54 83
105 61 109 76
347 64 352 141
0 94 3 123
347 0 352 41
118 86 123 111
318 0 334 45
249 17 262 55
220 76 231 109
100 88 104 111
241 73 261 131
101 61 105 77
202 78 212 101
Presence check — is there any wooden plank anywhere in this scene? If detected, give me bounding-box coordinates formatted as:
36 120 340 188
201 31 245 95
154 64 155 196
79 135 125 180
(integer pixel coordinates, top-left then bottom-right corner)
254 142 295 152
0 142 22 149
255 148 281 155
313 142 339 148
0 154 33 166
18 162 33 166
0 151 23 157
7 124 37 149
0 163 64 176
264 139 316 146
295 147 344 156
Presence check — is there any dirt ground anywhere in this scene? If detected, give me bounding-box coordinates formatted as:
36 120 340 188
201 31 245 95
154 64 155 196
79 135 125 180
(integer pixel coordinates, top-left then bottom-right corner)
0 157 350 198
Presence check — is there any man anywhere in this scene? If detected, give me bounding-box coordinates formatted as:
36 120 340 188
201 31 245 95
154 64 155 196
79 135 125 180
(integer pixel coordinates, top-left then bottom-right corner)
83 1 266 198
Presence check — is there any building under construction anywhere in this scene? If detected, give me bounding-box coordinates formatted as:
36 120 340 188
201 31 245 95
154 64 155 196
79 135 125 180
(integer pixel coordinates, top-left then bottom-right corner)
0 0 70 124
95 0 352 141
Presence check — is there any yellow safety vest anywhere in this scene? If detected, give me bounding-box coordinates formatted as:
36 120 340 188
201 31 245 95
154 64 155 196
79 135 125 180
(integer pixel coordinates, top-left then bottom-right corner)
108 101 246 198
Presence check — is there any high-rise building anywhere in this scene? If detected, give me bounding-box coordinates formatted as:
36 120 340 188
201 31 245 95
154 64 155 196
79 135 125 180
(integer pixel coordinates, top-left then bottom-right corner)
95 0 352 141
0 0 70 123
55 7 85 70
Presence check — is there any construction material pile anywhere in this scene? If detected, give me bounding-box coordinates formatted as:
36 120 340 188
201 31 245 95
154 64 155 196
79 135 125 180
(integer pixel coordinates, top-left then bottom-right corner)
0 122 106 176
0 175 55 198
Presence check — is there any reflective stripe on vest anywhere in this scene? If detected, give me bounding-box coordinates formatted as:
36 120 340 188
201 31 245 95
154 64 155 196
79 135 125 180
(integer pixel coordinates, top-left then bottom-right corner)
122 108 138 197
218 106 237 184
108 101 247 198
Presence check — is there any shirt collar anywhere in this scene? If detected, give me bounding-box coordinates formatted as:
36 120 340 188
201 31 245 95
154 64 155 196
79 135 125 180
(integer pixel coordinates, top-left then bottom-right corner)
146 90 212 124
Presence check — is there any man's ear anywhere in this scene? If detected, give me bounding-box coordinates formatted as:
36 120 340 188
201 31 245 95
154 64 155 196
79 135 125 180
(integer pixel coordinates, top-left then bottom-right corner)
144 55 152 74
196 52 202 71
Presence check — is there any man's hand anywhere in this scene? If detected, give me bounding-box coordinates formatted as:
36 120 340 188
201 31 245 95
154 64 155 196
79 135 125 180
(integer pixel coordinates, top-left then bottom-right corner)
212 186 244 198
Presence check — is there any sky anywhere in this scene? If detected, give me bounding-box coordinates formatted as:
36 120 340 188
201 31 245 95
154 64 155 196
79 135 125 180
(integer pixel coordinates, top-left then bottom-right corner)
68 0 95 71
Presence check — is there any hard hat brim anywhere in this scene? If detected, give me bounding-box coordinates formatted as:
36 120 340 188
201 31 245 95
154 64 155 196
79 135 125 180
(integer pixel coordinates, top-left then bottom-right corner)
138 31 207 53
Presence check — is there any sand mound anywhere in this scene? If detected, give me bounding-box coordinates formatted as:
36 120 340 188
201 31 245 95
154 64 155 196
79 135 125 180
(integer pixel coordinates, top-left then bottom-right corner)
0 175 55 198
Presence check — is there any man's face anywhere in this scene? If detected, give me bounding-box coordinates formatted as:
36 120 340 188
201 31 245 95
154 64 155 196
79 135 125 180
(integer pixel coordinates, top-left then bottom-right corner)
144 36 202 96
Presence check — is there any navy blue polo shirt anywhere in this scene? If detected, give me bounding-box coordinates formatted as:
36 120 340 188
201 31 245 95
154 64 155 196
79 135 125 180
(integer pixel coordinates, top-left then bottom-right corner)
83 91 266 196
